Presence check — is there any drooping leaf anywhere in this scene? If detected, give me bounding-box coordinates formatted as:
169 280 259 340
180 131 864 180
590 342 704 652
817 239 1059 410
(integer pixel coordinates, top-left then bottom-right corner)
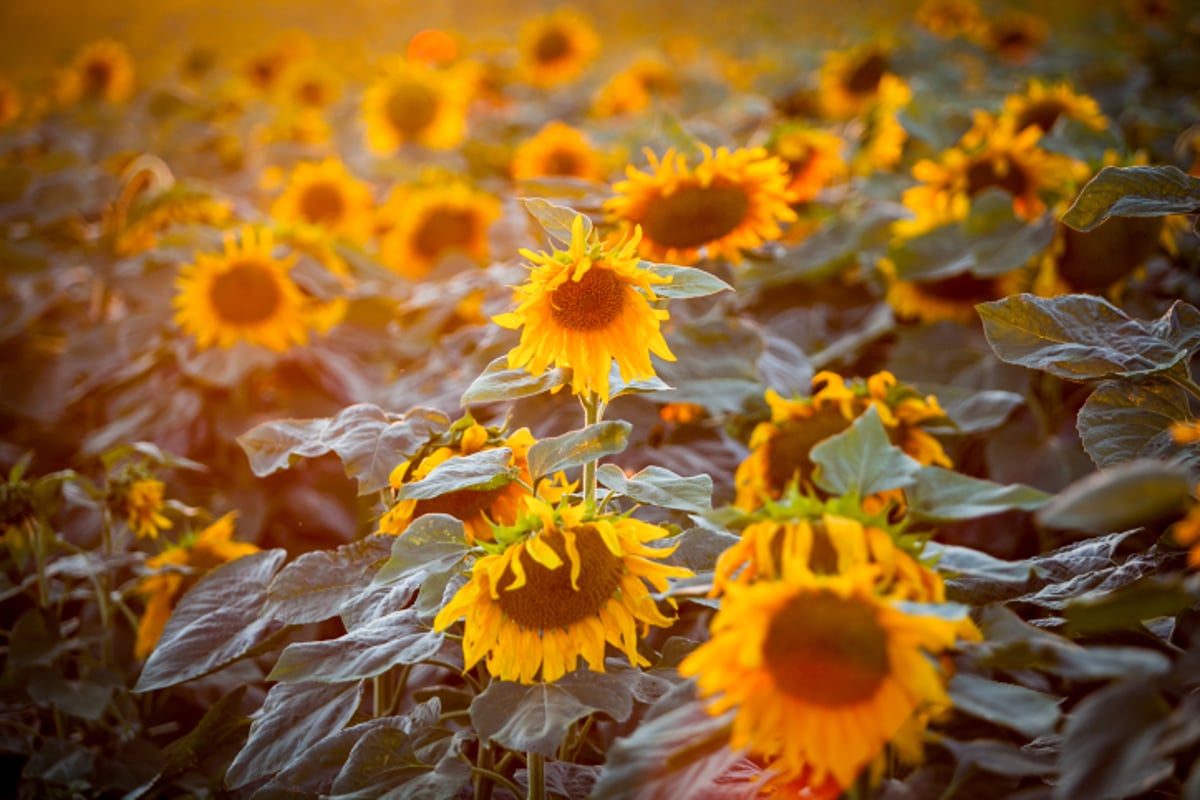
977 293 1200 381
460 355 569 406
1064 573 1199 636
224 681 362 789
1035 459 1194 534
640 261 734 298
521 197 592 245
596 464 713 513
135 549 289 693
948 673 1062 738
907 466 1050 522
1077 378 1200 473
264 535 395 625
526 421 632 483
810 405 923 497
1060 165 1200 232
393 447 517 501
372 514 470 587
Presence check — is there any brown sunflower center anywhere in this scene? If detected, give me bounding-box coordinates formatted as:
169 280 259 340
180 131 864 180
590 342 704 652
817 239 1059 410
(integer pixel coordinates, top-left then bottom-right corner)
549 266 626 331
534 28 572 64
764 591 890 706
414 484 507 522
299 181 347 225
845 52 887 96
542 148 583 176
915 272 999 302
495 524 625 630
1058 216 1163 291
763 409 854 496
208 260 284 324
83 60 114 96
638 183 751 250
965 157 1028 199
385 82 439 138
413 207 476 260
1015 99 1068 133
296 79 331 107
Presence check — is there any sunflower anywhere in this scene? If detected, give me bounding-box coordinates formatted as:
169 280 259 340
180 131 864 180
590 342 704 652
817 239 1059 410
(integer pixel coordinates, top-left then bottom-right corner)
591 53 680 118
282 61 343 110
915 0 985 38
974 11 1049 64
433 497 692 684
1002 79 1108 136
882 260 1029 325
380 422 572 544
1170 496 1200 569
1032 215 1166 296
0 80 21 126
494 215 675 402
270 159 374 242
766 123 847 203
735 372 951 512
240 31 313 93
112 184 233 257
121 479 172 541
605 145 798 265
517 9 600 89
407 29 460 67
817 42 895 121
362 60 473 154
64 40 136 105
135 512 259 659
679 565 965 790
173 227 311 352
511 121 606 183
850 74 913 176
377 182 500 280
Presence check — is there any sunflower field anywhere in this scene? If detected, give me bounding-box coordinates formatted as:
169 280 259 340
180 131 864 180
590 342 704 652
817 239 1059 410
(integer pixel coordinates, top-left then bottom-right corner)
4 0 1200 797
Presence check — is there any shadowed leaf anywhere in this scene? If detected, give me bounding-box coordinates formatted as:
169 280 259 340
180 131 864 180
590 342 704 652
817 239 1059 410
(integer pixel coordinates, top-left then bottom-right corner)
1035 459 1193 534
1061 165 1200 232
264 535 395 625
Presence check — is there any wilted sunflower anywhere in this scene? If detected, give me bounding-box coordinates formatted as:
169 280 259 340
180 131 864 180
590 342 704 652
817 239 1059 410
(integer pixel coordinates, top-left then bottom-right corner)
517 9 600 88
881 259 1028 325
680 565 965 791
606 145 798 265
63 40 136 105
377 182 500 280
433 497 692 683
766 123 847 203
511 121 606 183
735 372 951 512
173 227 311 352
817 42 895 121
121 478 172 541
270 159 374 242
494 215 675 402
135 512 259 659
1002 79 1108 135
362 60 473 154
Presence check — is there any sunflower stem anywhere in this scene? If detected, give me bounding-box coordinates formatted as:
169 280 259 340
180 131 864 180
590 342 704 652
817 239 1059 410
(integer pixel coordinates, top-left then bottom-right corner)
581 391 604 512
525 751 545 800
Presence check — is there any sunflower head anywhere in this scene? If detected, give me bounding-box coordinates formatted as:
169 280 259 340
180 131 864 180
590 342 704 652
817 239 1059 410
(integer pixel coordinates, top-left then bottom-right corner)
511 121 606 183
882 258 1030 325
270 158 374 242
915 0 985 38
1003 80 1108 136
767 123 847 202
63 40 136 105
975 12 1049 64
818 42 894 121
362 60 473 154
517 9 600 88
433 496 692 683
591 54 679 118
108 466 174 542
377 181 501 280
494 214 676 402
605 145 798 265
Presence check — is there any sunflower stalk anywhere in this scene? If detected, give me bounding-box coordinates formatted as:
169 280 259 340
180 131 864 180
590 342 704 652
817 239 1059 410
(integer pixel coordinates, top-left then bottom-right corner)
525 751 545 800
580 390 605 511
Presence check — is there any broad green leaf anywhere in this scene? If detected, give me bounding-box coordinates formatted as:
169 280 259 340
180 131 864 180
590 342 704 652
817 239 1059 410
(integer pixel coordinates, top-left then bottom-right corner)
460 356 568 406
907 466 1050 522
1064 573 1199 636
394 448 516 501
1056 680 1173 800
471 670 642 756
948 673 1062 738
1061 165 1200 232
372 514 470 586
596 464 713 513
1077 378 1199 473
978 293 1200 381
264 535 395 625
224 681 362 789
924 542 1041 604
810 405 923 497
267 609 449 683
521 197 591 246
609 364 673 399
135 549 288 693
938 737 1056 789
1035 459 1193 534
527 421 632 483
640 262 734 298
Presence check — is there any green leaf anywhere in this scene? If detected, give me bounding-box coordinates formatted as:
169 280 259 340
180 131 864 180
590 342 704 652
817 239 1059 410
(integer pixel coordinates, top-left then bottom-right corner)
906 466 1050 522
609 364 673 399
264 535 395 625
1061 165 1200 232
1057 680 1173 800
948 673 1062 738
938 737 1056 787
1034 459 1194 534
1077 378 1200 473
1064 574 1199 636
918 385 1024 435
639 261 734 298
25 670 117 722
526 421 632 483
521 197 591 246
267 609 449 683
460 356 568 406
135 549 289 693
810 405 923 496
924 542 1041 604
978 294 1200 381
138 685 250 797
333 733 471 800
224 681 362 789
394 448 516 502
372 514 470 586
596 464 713 513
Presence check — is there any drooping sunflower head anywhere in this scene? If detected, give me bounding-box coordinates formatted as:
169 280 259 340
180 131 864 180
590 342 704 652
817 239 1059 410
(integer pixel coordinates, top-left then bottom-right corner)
65 40 136 105
882 259 1030 326
270 158 374 242
1002 79 1108 136
915 0 985 38
362 60 473 154
494 215 676 402
434 496 692 683
817 42 894 121
517 9 600 88
734 372 951 511
605 144 798 265
377 181 500 280
680 565 968 791
173 227 311 352
766 123 847 203
511 121 606 183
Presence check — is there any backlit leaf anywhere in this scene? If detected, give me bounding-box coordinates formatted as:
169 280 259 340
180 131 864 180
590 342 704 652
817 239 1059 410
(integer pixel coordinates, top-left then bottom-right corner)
596 464 713 513
1061 165 1200 232
521 197 591 245
1064 573 1199 636
810 405 923 497
460 355 568 406
1077 378 1200 473
373 514 470 586
393 447 516 501
640 262 734 298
